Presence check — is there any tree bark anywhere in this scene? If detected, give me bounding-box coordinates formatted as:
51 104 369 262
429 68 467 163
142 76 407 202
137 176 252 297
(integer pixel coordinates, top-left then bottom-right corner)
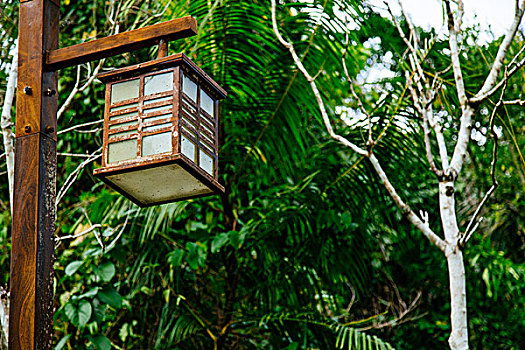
439 182 468 350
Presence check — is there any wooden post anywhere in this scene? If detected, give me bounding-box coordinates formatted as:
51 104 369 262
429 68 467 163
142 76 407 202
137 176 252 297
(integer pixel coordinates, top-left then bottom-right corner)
9 0 59 349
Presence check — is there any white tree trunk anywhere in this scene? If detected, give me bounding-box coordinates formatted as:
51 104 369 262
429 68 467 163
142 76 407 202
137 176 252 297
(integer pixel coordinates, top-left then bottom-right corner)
0 41 17 350
439 182 468 350
0 41 18 213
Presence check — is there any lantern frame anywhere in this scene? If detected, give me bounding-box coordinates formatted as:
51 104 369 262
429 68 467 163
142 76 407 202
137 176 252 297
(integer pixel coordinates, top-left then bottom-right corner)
93 53 226 206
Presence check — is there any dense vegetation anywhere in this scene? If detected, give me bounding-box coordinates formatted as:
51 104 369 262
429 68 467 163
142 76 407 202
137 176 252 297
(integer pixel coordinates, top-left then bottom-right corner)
0 0 523 349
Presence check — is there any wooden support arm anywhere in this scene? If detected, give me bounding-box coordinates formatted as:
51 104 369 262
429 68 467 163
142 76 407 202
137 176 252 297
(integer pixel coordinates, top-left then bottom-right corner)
46 16 197 71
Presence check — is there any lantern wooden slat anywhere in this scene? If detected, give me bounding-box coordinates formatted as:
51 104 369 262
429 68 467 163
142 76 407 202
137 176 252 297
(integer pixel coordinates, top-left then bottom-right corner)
93 53 226 206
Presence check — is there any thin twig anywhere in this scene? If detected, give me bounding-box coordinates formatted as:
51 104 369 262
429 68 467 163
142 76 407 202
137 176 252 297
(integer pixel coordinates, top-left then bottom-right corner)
56 149 102 208
56 224 102 242
460 73 506 247
57 120 103 135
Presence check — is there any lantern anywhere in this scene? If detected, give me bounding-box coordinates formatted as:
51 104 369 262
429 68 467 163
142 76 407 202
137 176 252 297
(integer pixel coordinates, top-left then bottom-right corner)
93 53 226 206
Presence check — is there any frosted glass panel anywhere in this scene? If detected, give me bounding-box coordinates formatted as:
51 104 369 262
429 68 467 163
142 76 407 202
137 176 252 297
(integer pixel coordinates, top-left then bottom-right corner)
109 130 135 140
182 125 196 137
143 123 171 133
144 96 172 105
109 111 138 122
142 132 172 156
181 135 195 162
200 90 215 116
182 116 197 130
144 72 173 96
108 139 137 163
110 102 138 113
144 105 170 115
182 74 198 102
182 105 196 118
109 121 137 130
199 150 214 175
144 114 171 124
201 123 214 136
111 79 139 103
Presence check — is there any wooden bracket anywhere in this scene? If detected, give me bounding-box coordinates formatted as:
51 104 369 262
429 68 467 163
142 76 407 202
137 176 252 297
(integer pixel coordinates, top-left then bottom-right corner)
45 16 197 71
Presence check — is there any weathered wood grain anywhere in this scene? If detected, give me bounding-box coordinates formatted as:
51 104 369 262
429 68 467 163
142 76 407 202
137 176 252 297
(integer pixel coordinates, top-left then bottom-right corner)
46 16 197 70
10 0 59 349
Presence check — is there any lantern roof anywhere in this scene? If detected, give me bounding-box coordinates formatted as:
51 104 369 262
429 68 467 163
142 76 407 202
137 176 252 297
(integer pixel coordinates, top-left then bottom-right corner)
98 53 227 100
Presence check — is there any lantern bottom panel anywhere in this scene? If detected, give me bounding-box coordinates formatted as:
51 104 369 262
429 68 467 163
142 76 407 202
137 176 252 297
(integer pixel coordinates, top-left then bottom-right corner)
97 162 218 206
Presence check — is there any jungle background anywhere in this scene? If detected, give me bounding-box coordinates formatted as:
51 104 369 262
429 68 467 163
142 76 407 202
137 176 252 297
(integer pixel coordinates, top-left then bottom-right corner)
0 0 523 349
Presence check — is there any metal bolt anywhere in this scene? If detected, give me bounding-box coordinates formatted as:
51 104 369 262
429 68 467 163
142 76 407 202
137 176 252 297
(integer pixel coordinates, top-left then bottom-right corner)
24 86 32 95
24 125 32 133
44 88 56 96
45 126 54 134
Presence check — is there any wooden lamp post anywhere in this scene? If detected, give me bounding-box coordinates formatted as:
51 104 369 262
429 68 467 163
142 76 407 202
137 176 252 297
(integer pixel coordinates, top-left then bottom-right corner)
11 1 221 348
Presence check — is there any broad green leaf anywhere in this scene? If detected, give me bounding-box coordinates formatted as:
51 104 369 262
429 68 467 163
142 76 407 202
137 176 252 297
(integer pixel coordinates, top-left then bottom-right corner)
77 300 92 326
92 335 112 350
228 230 246 249
97 287 123 309
96 261 116 282
65 261 83 276
64 300 92 327
211 233 229 253
74 287 99 300
64 303 77 326
92 298 108 323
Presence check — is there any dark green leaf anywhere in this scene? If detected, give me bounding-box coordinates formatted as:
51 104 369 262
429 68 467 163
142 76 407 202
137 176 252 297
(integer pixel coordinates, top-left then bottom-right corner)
92 335 112 350
97 287 123 309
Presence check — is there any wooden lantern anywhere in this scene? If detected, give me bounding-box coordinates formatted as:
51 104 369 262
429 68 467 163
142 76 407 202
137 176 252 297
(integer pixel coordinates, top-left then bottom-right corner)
93 53 226 206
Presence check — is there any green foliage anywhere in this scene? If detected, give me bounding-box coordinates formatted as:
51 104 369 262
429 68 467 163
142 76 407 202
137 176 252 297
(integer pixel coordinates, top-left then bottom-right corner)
1 0 523 349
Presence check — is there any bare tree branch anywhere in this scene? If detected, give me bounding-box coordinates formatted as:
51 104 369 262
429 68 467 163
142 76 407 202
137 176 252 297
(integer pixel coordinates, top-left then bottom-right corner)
271 0 447 253
271 1 367 157
56 224 103 242
474 0 525 101
444 0 468 107
56 149 102 208
58 120 103 135
460 74 507 247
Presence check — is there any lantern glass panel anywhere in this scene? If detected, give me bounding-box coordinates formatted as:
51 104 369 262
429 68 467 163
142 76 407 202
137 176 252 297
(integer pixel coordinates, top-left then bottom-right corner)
109 120 137 130
199 150 214 175
144 105 170 115
110 111 138 122
144 114 171 124
108 139 137 163
142 132 172 156
109 130 135 140
181 134 195 161
111 102 139 112
144 72 174 96
144 96 172 105
111 79 139 104
200 90 215 116
143 122 171 133
182 74 198 102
